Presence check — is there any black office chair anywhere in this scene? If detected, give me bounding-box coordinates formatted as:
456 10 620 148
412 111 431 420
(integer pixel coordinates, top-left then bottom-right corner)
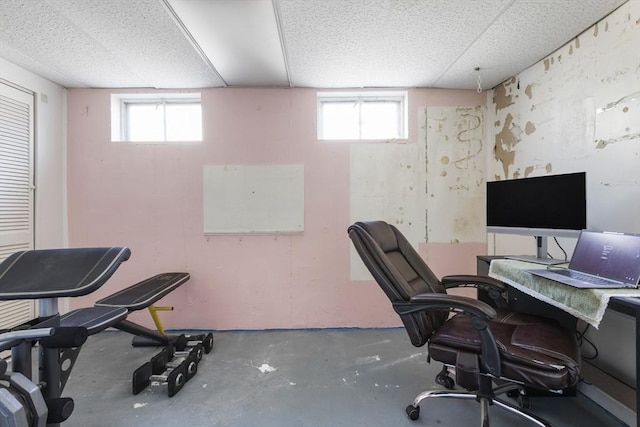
348 221 580 427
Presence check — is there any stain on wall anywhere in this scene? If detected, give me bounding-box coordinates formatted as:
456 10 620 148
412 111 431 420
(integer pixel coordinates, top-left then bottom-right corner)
525 84 534 100
494 112 519 178
493 82 515 112
525 121 536 135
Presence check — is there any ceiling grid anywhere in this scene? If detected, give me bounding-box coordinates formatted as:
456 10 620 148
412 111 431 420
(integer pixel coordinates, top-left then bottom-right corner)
0 0 628 89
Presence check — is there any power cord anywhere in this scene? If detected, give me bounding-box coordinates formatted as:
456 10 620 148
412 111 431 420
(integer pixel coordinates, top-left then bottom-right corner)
576 322 598 360
543 236 569 261
553 237 568 261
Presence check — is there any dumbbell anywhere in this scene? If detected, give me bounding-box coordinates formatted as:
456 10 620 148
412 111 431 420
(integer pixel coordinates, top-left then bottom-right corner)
151 360 187 397
175 342 204 364
132 359 186 397
200 333 214 354
165 352 198 381
173 333 214 354
151 347 172 375
154 344 200 380
178 345 202 380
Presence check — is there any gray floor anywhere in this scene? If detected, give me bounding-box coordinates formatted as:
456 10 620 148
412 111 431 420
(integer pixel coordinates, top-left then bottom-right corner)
59 328 626 427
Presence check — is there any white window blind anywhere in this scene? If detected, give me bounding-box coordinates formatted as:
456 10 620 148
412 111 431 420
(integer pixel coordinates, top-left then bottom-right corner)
0 81 36 330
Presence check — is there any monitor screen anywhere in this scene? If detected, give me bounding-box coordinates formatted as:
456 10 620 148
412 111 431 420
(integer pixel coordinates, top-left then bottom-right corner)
486 172 586 237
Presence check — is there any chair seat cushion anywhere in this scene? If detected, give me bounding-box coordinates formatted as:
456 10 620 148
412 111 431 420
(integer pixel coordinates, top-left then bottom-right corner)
428 313 580 391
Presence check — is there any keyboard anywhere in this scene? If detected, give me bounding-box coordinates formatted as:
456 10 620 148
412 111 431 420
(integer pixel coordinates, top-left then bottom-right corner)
551 269 621 286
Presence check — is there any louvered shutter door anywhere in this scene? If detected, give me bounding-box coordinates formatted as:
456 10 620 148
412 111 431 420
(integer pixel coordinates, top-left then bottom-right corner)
0 82 36 329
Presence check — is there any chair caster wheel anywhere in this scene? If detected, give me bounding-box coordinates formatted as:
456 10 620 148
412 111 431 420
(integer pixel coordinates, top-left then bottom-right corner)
507 388 531 409
435 373 455 389
406 404 420 420
518 394 531 409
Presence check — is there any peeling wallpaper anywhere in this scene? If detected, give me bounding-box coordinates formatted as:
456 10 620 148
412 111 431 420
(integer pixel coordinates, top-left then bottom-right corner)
349 106 487 280
489 0 640 233
423 106 487 244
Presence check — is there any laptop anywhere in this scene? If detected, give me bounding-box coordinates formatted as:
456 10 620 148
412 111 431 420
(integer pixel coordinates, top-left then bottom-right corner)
527 230 640 289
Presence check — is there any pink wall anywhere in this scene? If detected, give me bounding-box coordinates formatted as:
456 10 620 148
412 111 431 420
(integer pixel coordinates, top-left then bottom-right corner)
66 87 485 330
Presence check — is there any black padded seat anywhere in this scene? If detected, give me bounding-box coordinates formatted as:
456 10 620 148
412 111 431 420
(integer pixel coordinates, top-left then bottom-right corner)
95 272 190 311
0 247 130 299
428 313 579 391
59 307 128 335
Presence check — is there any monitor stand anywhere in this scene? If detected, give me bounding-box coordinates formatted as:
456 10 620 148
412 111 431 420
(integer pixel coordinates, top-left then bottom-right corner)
505 236 567 265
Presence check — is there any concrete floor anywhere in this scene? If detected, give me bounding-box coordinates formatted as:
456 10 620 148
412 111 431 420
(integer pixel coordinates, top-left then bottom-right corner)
58 328 627 427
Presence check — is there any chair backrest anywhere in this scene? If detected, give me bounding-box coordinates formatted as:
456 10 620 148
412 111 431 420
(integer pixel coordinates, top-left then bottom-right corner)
348 221 448 347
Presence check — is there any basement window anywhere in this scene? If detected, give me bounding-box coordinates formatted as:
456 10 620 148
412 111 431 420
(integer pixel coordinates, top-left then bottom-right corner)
317 91 408 141
111 93 202 142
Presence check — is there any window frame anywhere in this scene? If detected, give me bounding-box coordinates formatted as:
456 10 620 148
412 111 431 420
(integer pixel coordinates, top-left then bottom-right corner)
316 91 408 141
111 93 202 143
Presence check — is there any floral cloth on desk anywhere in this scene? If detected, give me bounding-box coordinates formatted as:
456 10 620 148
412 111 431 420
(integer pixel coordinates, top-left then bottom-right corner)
489 259 640 329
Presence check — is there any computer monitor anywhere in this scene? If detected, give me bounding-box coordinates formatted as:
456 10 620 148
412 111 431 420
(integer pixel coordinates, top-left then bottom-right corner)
486 172 587 264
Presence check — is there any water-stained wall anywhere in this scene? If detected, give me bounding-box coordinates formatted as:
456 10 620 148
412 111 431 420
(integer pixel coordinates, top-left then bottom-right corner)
488 1 640 235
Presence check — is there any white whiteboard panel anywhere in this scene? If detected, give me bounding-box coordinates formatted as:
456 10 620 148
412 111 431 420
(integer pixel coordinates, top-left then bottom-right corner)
203 165 304 234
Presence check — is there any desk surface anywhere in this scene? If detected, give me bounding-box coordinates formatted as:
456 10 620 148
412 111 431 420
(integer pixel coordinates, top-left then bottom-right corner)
489 259 640 328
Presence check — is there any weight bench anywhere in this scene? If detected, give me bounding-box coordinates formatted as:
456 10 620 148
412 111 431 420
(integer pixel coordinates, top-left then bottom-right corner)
0 247 131 427
95 272 214 352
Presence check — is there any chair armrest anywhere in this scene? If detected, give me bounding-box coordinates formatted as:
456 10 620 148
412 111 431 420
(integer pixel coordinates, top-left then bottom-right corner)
393 294 502 378
442 275 507 293
393 293 496 320
442 275 508 310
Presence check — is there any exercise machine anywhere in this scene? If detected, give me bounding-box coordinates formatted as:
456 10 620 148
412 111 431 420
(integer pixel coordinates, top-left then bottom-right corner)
0 247 130 427
0 247 214 426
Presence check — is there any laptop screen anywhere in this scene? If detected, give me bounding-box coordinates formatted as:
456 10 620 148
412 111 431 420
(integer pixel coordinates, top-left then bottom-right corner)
569 231 640 284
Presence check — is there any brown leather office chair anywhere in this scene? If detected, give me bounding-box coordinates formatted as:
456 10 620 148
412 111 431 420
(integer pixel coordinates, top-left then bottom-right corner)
348 220 580 427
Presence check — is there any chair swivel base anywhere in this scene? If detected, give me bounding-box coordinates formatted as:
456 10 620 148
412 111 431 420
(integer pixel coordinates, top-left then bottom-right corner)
406 385 553 427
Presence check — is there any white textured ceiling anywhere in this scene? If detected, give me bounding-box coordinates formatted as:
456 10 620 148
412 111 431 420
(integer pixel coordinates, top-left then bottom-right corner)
0 0 628 90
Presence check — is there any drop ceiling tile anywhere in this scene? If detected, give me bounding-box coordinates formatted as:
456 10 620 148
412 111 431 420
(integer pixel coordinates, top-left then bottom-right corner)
0 0 224 88
433 0 628 89
44 0 225 88
0 0 630 89
277 0 512 88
